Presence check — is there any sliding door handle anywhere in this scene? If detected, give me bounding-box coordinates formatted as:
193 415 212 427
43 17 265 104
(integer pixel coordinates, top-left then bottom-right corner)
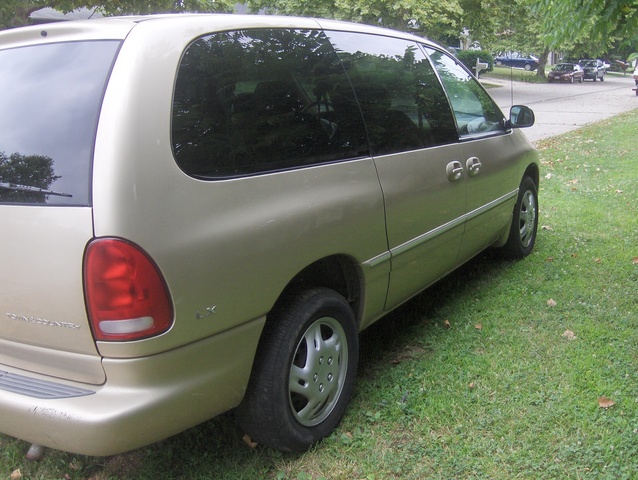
446 161 464 182
466 157 482 176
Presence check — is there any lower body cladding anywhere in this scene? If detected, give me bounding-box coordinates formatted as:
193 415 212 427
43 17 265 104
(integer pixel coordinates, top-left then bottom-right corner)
0 317 265 456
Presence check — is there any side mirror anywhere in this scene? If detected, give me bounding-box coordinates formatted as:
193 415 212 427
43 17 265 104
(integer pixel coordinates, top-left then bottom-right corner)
507 105 535 128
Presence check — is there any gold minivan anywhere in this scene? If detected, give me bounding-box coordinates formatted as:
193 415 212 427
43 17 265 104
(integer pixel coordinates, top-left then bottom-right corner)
0 14 538 456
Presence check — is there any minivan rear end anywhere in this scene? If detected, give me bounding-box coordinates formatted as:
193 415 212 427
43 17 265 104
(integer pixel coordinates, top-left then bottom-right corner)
0 17 271 456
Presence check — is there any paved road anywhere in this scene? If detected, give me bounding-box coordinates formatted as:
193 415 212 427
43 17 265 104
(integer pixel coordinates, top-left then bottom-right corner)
484 73 638 143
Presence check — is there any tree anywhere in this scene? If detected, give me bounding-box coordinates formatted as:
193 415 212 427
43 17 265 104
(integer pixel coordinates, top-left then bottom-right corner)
0 152 59 203
460 0 552 78
534 0 638 49
1 0 235 29
245 0 464 44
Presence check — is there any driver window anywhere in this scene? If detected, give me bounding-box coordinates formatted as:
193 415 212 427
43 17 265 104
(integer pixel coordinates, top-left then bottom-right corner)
425 47 505 137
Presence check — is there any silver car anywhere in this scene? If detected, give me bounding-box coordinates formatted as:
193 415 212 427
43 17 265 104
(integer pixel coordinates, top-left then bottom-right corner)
0 14 538 456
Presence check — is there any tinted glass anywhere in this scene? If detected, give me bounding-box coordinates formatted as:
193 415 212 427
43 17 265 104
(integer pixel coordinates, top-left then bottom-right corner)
0 41 120 205
425 47 505 137
325 31 458 155
172 29 368 178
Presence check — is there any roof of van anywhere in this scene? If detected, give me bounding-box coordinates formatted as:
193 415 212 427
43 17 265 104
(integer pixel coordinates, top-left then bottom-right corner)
0 14 433 50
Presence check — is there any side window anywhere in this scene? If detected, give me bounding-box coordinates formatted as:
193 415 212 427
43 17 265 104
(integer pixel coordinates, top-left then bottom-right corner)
172 29 368 178
425 47 505 137
325 31 458 155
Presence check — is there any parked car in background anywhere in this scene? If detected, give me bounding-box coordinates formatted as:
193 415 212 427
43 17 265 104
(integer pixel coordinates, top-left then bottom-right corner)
548 63 585 83
579 59 606 81
0 14 539 457
494 52 539 71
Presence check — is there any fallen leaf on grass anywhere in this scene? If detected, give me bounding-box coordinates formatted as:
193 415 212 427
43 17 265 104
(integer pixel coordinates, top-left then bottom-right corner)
474 324 482 330
633 257 638 265
242 434 258 449
562 330 576 340
594 258 602 264
541 225 553 231
443 319 451 329
547 299 557 307
10 469 21 480
598 397 616 409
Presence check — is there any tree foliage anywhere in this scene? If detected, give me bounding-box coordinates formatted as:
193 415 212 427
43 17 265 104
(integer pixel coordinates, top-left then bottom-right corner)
1 0 234 28
245 0 463 43
460 0 551 77
534 0 638 49
0 152 59 203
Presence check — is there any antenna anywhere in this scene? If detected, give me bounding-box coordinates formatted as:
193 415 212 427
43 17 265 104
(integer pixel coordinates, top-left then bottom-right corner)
509 3 514 108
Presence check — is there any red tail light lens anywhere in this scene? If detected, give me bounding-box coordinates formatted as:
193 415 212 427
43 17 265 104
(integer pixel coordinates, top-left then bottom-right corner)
84 238 173 341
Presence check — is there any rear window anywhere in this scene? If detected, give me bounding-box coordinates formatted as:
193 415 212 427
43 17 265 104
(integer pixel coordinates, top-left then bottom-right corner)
0 40 120 205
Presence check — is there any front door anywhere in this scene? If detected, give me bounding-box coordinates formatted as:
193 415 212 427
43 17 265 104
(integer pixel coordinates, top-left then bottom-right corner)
324 31 465 309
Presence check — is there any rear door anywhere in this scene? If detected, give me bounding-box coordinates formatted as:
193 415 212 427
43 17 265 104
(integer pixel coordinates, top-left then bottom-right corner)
324 31 465 310
0 38 121 384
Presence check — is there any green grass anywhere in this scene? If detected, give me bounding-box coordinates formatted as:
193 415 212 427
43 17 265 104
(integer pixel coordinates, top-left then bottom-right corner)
2 110 638 479
485 66 548 83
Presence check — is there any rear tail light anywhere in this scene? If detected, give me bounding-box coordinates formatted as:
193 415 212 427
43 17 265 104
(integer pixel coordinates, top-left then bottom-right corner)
84 238 173 341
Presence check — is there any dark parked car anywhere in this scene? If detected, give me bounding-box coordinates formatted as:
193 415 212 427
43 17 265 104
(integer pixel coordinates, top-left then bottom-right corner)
494 52 539 71
548 63 585 83
579 59 605 81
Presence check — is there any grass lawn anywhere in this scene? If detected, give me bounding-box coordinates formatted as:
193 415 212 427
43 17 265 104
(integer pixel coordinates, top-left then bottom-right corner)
486 66 548 83
2 110 638 479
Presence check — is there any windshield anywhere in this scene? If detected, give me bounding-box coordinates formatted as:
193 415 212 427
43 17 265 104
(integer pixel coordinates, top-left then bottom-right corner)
0 40 120 205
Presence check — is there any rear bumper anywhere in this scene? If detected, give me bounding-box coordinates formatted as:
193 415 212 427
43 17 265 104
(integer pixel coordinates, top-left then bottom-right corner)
0 317 265 456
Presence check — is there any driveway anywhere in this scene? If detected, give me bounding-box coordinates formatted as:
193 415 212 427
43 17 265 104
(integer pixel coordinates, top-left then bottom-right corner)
484 74 638 143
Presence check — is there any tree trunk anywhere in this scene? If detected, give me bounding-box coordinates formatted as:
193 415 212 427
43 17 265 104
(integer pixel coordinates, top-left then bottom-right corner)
536 47 550 78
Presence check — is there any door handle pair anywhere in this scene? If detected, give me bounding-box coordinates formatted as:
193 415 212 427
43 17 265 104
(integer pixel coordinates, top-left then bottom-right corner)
446 157 482 182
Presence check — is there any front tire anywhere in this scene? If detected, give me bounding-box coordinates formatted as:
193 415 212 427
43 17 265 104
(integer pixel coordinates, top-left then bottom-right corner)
503 176 538 259
236 288 358 452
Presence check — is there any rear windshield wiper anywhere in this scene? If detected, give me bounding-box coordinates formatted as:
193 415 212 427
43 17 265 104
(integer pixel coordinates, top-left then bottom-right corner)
0 181 73 198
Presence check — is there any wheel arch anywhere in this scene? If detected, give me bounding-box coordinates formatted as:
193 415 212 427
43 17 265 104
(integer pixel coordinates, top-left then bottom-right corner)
523 162 540 189
269 255 363 324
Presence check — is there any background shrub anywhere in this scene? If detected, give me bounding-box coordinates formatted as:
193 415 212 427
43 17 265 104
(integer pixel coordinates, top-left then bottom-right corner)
456 49 494 74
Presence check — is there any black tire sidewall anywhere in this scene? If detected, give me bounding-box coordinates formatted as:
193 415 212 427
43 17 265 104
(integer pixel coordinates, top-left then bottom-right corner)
237 288 358 452
504 176 538 259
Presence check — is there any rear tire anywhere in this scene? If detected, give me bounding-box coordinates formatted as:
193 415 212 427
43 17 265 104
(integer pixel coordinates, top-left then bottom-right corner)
503 176 538 259
236 288 358 452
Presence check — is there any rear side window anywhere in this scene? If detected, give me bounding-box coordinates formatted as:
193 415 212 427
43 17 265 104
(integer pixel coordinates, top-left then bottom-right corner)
324 31 458 155
425 47 505 137
0 41 120 205
172 29 368 178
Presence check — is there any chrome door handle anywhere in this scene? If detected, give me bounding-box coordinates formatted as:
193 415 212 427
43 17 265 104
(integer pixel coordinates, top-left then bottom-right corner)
446 161 464 182
466 157 482 176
